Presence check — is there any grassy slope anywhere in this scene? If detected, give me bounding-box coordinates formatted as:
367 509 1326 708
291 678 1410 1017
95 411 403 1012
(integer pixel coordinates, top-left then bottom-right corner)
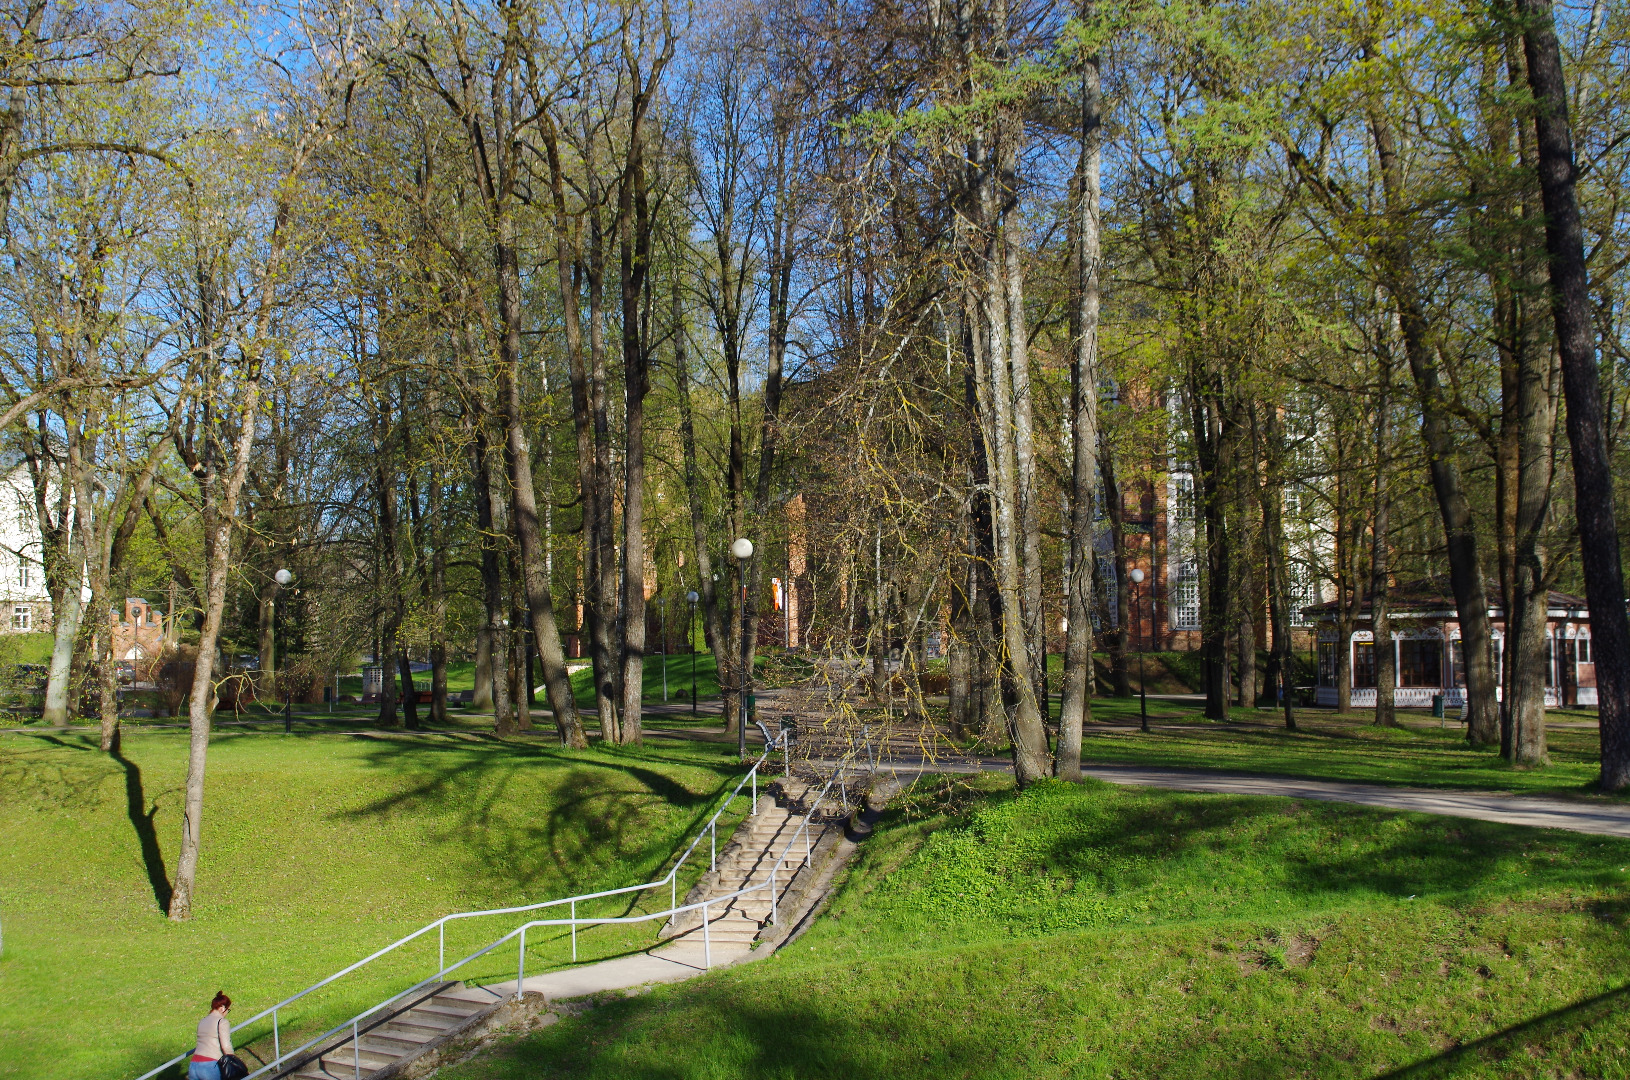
337 655 725 706
1071 699 1612 797
0 730 746 1080
443 775 1630 1080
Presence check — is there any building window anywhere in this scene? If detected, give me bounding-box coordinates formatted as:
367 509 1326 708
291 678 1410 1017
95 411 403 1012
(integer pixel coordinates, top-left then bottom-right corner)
1352 642 1376 688
1172 561 1200 629
1579 638 1592 664
1171 475 1197 522
1288 564 1318 625
1449 640 1465 688
12 605 29 631
1318 641 1336 686
1399 639 1443 688
17 564 29 589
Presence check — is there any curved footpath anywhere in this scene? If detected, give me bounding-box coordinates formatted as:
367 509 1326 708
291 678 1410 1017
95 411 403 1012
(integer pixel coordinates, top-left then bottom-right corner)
1076 763 1630 838
842 752 1630 838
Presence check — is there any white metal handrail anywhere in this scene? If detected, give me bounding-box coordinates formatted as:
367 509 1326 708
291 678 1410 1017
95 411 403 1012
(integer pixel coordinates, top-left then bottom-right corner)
132 735 803 1080
225 732 867 1080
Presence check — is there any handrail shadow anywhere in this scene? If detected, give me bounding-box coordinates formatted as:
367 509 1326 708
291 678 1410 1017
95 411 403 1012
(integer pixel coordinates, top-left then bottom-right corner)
1371 982 1630 1077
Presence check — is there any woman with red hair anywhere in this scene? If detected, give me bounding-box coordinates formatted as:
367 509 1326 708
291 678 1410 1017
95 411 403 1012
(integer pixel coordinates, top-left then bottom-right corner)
189 992 233 1079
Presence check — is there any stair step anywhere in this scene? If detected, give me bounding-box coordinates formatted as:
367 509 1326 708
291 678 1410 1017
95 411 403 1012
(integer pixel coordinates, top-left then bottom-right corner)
363 1028 437 1050
436 988 503 1007
318 1047 398 1071
379 1015 459 1036
412 1002 484 1021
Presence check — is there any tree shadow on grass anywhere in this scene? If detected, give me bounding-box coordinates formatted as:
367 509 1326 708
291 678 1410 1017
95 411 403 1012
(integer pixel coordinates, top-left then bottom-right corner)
111 748 172 912
328 736 741 897
484 990 991 1080
1371 982 1630 1078
1015 784 1630 913
9 734 174 911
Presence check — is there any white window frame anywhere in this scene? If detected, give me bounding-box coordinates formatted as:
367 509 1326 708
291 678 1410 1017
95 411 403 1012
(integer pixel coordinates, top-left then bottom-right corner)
12 604 30 631
1172 561 1201 630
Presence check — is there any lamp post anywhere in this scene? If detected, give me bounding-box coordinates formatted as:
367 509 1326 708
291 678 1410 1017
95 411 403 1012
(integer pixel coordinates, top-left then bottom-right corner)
686 590 699 715
731 537 754 760
275 568 294 733
1128 568 1149 733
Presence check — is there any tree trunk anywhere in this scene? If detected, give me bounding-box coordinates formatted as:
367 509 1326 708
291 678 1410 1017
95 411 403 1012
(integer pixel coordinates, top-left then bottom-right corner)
1517 0 1628 784
1102 446 1132 696
1058 36 1102 781
257 588 276 689
948 557 975 738
496 226 586 749
1366 97 1501 747
472 630 493 710
41 492 86 727
1257 407 1296 730
376 400 403 731
615 109 653 746
429 472 449 726
169 377 261 921
673 289 734 729
1234 495 1257 709
472 422 514 735
397 651 419 730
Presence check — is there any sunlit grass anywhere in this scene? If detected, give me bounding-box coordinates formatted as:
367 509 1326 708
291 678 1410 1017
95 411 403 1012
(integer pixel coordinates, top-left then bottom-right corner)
442 774 1630 1080
0 729 746 1080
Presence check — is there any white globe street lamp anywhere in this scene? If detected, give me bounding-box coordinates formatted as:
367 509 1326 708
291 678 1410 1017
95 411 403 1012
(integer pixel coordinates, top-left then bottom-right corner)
273 569 294 731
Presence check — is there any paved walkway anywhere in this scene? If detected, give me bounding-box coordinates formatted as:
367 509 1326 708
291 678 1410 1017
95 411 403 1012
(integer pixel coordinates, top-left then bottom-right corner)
1074 763 1630 838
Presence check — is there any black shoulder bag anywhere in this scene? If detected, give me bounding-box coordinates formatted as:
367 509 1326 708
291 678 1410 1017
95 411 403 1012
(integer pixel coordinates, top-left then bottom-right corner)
216 1018 249 1080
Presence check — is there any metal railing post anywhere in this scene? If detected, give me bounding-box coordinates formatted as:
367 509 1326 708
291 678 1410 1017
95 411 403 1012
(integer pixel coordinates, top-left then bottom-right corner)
770 866 778 925
352 1020 360 1080
710 820 716 871
273 1009 280 1066
703 900 711 969
518 926 527 998
671 875 677 912
439 922 445 975
570 900 577 961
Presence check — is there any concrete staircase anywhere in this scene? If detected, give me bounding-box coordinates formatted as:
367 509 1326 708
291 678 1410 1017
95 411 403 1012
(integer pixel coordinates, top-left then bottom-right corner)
273 776 852 1078
657 777 839 963
277 983 502 1079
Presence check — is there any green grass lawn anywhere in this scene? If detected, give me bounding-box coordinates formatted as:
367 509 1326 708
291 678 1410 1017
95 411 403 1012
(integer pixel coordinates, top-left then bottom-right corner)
0 728 749 1080
1068 699 1615 797
441 774 1630 1080
336 654 726 708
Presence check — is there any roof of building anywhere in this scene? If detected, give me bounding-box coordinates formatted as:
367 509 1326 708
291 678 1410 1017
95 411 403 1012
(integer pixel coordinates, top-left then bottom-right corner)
1300 578 1591 620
